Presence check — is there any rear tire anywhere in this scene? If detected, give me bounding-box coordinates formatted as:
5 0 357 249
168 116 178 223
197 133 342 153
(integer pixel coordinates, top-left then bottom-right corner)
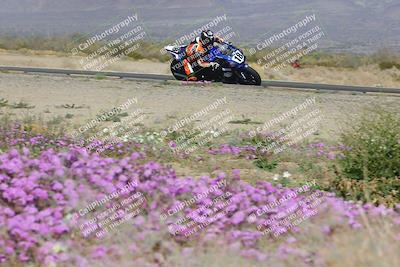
236 66 261 86
170 59 187 81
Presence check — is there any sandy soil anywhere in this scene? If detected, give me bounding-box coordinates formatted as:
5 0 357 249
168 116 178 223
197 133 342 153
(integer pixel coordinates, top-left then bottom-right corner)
0 72 398 141
1 50 400 88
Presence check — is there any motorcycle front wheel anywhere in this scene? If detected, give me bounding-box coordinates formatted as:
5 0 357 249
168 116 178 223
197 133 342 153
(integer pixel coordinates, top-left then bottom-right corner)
236 66 262 86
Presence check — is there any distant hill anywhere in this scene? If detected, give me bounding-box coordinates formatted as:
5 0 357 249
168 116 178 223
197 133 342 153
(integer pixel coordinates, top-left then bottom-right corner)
0 0 399 52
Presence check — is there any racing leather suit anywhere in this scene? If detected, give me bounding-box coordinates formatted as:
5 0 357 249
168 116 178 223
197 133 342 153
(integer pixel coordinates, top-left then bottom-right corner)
183 36 224 79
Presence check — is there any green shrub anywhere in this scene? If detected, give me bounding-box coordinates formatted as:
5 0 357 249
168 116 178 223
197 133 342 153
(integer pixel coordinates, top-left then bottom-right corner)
338 110 400 181
253 157 278 171
379 61 400 70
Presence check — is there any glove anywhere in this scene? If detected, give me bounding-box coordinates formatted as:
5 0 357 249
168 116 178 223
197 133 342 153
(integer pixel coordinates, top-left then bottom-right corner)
210 62 220 71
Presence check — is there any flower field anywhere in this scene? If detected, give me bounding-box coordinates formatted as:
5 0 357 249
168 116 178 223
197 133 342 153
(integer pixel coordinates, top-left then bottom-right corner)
0 121 399 267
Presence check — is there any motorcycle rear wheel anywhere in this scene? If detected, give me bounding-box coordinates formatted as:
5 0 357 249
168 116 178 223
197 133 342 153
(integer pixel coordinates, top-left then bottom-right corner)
170 59 187 81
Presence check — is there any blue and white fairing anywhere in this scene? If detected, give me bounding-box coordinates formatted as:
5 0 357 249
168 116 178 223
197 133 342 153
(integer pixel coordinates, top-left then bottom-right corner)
206 43 248 69
164 45 186 60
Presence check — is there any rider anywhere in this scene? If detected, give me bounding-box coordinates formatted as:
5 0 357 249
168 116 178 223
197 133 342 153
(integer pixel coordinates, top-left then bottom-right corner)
183 30 224 81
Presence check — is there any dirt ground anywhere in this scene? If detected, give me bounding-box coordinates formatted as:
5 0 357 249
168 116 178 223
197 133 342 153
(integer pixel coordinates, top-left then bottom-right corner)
1 50 400 88
0 72 399 141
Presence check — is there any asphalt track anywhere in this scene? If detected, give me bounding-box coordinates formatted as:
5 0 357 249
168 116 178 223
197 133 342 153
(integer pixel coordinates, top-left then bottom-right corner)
1 66 400 94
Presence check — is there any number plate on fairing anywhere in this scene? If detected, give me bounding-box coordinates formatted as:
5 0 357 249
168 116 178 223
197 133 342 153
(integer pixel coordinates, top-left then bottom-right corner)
232 50 244 64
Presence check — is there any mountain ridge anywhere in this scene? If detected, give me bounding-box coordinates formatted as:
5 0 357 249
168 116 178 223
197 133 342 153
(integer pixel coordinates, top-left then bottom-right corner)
0 0 399 52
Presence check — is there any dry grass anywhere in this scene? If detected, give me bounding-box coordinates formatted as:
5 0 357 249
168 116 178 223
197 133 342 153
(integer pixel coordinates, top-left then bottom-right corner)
252 64 400 88
64 217 399 267
319 218 399 267
169 218 399 267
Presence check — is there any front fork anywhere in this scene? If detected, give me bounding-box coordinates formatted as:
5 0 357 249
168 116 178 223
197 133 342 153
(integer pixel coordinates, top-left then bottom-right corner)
231 64 249 83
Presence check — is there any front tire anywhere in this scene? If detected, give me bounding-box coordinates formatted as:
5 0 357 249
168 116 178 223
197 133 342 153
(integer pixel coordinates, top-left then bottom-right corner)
236 66 261 86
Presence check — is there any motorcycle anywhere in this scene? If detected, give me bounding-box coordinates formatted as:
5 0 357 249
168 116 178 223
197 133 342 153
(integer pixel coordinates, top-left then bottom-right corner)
164 42 261 86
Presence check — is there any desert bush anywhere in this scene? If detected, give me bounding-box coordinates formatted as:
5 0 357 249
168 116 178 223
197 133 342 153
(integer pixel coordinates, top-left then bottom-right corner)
0 34 80 52
0 35 170 61
379 61 400 70
337 110 400 181
301 52 366 69
324 110 400 204
370 48 400 70
329 176 400 206
253 157 278 171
